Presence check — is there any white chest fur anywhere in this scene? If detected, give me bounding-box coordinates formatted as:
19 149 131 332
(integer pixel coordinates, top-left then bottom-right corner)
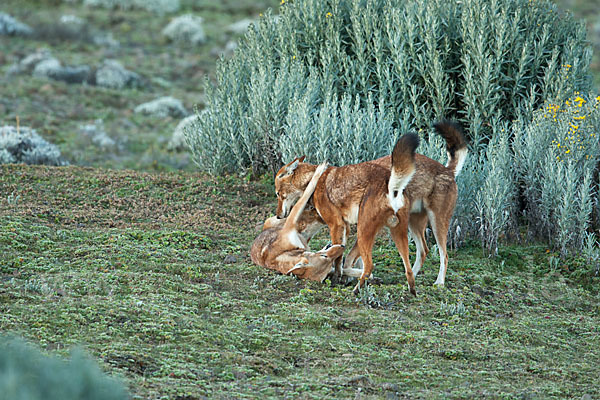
287 230 306 249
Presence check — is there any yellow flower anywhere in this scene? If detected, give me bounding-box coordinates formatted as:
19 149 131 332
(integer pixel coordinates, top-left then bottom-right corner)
326 12 333 18
565 149 570 154
574 96 586 107
281 0 285 4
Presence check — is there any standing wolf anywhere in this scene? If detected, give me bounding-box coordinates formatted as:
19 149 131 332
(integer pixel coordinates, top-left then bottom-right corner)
274 122 467 289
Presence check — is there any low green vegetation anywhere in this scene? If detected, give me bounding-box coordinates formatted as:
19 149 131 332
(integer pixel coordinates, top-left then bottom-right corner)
1 165 599 399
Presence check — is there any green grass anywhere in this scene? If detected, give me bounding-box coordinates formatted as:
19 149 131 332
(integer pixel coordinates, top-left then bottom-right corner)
1 165 599 399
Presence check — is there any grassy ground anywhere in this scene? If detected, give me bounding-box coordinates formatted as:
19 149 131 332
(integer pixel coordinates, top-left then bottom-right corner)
1 164 599 399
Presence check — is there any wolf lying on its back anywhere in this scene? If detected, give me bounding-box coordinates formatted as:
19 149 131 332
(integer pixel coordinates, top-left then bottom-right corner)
251 163 356 282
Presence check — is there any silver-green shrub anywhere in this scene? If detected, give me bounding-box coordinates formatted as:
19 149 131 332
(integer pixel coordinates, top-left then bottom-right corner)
188 0 591 174
0 336 128 400
475 125 517 256
513 94 600 254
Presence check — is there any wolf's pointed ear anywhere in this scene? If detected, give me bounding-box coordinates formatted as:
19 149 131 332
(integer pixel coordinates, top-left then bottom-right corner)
298 155 306 162
283 159 300 176
288 258 310 275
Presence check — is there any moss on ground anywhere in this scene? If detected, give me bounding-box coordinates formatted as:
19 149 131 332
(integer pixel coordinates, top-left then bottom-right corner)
1 165 599 399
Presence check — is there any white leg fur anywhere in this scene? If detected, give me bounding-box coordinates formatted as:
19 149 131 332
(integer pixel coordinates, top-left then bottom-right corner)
427 210 447 286
434 245 447 286
410 228 425 277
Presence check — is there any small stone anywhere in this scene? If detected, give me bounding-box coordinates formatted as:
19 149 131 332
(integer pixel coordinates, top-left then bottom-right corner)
226 18 255 35
134 96 188 118
224 255 237 264
162 14 206 45
0 13 33 36
95 59 142 89
168 114 199 151
347 375 371 386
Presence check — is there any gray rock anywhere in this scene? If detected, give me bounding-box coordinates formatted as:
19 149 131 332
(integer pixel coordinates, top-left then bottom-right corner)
168 114 198 151
0 13 33 36
83 0 180 14
32 58 92 84
80 119 116 149
93 32 120 49
58 14 85 34
32 58 63 78
0 125 67 166
95 59 142 89
162 14 206 45
51 65 92 84
135 96 188 118
9 49 54 75
224 255 237 264
226 18 255 35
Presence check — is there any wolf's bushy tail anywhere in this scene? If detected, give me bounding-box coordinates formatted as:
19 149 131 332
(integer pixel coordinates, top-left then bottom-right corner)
434 121 468 177
285 163 328 230
388 133 419 212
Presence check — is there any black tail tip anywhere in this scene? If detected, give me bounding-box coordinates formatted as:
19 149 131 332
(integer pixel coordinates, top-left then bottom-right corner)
394 132 420 154
433 120 467 155
433 119 465 135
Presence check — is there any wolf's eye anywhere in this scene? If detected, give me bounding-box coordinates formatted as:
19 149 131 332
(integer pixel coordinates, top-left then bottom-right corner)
321 254 328 258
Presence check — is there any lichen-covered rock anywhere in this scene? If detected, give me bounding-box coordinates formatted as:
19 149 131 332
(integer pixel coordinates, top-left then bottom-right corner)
168 114 198 151
93 32 120 49
32 58 63 78
32 57 92 84
0 13 33 36
8 49 53 75
162 14 206 45
95 59 142 89
80 119 116 149
226 18 254 35
11 49 92 84
0 125 68 166
58 14 85 32
83 0 180 14
135 97 188 118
